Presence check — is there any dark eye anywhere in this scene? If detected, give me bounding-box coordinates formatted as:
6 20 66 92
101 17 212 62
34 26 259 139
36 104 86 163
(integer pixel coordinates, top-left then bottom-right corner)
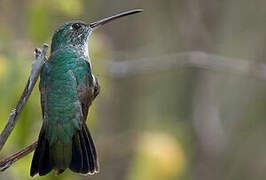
72 23 81 30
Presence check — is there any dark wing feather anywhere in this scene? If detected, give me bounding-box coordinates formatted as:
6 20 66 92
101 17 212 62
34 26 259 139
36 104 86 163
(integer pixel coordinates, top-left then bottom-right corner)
77 85 93 121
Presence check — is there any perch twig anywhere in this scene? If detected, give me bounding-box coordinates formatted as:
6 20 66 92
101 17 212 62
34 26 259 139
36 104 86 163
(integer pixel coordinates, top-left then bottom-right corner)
0 44 48 152
0 141 37 171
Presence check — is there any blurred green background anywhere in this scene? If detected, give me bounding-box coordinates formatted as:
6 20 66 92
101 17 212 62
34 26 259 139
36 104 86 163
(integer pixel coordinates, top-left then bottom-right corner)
1 0 266 180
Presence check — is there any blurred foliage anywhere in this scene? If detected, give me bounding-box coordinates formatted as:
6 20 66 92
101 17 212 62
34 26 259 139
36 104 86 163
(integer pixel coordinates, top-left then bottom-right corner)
128 133 186 180
27 0 83 43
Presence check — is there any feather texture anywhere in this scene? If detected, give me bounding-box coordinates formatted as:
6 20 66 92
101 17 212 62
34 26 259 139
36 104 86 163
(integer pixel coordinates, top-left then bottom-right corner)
30 47 98 176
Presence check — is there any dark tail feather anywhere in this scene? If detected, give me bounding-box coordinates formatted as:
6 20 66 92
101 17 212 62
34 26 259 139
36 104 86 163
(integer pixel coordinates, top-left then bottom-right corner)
69 131 83 172
30 128 53 177
70 123 99 175
79 131 89 174
83 124 99 172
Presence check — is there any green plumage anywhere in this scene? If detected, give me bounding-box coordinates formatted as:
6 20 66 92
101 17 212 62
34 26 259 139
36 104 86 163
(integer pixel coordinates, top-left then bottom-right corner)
30 21 98 177
41 48 89 144
41 48 89 168
30 9 143 177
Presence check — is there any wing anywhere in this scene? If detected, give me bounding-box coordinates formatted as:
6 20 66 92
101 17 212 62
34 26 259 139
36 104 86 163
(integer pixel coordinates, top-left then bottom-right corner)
77 85 92 121
79 77 100 122
73 59 95 122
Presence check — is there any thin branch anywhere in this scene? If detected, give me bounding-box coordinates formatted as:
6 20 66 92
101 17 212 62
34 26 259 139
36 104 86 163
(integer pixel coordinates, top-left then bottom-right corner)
0 141 37 171
0 44 48 152
102 51 266 79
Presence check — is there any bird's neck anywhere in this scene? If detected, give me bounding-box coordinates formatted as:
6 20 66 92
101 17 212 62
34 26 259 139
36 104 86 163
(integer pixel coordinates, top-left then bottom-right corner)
51 42 88 57
50 42 91 66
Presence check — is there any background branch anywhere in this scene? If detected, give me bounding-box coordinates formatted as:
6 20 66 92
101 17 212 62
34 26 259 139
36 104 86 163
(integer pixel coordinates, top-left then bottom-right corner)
103 51 266 80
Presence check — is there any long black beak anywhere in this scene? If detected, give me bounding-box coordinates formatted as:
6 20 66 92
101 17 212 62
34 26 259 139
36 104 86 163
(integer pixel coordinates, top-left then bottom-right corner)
89 9 143 30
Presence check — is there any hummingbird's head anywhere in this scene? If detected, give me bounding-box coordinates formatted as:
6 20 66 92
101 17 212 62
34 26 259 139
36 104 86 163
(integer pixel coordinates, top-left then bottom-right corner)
50 9 143 54
51 21 92 53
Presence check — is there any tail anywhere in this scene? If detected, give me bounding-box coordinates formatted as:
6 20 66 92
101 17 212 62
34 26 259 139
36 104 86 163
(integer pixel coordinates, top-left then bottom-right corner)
30 123 99 176
69 124 99 175
30 127 53 177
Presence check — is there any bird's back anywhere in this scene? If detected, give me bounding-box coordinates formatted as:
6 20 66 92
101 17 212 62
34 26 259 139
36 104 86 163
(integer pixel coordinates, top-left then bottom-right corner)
38 47 92 171
41 48 86 140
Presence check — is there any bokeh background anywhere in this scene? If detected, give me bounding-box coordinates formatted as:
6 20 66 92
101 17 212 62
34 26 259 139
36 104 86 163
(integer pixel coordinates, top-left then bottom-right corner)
1 0 266 180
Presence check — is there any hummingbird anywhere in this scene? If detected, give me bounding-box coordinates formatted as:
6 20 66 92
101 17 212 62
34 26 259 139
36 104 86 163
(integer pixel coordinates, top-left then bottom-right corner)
30 9 143 177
